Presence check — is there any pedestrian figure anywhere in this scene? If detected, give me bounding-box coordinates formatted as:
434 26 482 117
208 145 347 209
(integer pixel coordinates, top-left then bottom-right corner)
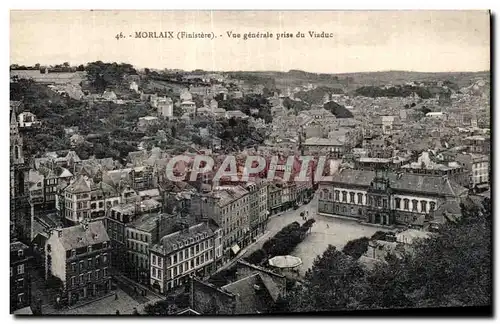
326 224 329 229
115 292 118 300
116 310 120 315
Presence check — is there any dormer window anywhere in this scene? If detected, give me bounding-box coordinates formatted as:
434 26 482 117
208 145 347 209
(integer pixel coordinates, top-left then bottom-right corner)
88 245 93 253
72 249 76 257
17 250 23 257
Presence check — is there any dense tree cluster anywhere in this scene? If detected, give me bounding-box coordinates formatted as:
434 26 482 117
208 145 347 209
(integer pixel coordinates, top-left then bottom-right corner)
85 61 137 93
283 97 309 115
354 85 433 99
323 101 354 118
282 200 491 312
245 219 316 266
294 86 344 105
216 94 272 124
341 237 370 260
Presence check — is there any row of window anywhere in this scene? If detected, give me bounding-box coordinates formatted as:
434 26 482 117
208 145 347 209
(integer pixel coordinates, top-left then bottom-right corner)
168 250 213 279
70 268 108 286
321 190 364 204
127 231 150 243
65 243 108 258
322 190 437 213
170 240 212 265
128 240 148 253
394 198 435 213
70 254 108 272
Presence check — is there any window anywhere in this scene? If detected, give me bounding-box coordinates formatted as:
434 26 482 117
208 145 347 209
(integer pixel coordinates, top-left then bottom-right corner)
71 277 76 286
329 192 333 200
72 249 76 257
421 201 427 213
335 205 340 212
412 200 418 211
103 242 107 249
190 260 194 268
196 244 200 254
357 193 363 205
96 269 101 279
158 270 162 280
18 250 23 257
152 268 156 278
88 246 93 253
349 192 355 203
99 202 104 208
179 251 183 262
17 264 24 275
430 202 436 212
17 293 24 305
47 244 51 253
190 247 194 256
79 261 84 271
403 199 409 210
79 274 84 284
72 262 76 272
10 267 12 277
173 267 178 277
103 268 108 277
342 191 347 202
152 255 157 266
173 254 177 264
383 199 387 209
158 257 163 267
88 258 93 268
395 198 401 209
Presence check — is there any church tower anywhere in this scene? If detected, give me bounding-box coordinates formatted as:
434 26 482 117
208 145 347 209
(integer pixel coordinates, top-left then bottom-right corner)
10 101 30 242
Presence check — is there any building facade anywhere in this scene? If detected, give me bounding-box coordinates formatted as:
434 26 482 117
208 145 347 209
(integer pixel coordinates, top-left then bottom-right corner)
44 221 112 305
149 222 222 294
10 241 32 312
318 168 468 228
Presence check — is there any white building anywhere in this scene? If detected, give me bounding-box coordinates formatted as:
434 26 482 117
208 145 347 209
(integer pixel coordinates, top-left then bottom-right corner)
149 222 222 293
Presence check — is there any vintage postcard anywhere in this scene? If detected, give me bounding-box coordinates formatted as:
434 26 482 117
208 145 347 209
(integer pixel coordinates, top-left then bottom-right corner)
10 10 491 316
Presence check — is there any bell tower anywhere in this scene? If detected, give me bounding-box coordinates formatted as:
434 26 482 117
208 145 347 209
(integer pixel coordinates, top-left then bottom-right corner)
10 100 30 243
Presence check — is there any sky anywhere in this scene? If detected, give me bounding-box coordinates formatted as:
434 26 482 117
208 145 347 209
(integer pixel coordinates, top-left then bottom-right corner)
10 10 490 73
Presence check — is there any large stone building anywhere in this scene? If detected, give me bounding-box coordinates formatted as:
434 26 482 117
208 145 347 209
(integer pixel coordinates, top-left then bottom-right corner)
244 179 269 240
191 186 251 261
58 175 121 225
149 221 222 294
317 168 468 229
44 221 112 305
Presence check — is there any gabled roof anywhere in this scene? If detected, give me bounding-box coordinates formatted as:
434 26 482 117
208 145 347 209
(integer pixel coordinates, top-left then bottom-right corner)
66 176 93 193
221 273 275 314
57 221 109 250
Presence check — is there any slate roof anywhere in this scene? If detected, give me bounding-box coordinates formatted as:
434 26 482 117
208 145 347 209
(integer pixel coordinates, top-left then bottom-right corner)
330 169 468 197
155 222 214 254
65 176 93 193
58 221 109 250
221 273 275 314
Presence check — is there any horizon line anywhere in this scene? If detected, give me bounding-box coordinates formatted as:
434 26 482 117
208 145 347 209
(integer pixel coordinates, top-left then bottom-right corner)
9 61 490 76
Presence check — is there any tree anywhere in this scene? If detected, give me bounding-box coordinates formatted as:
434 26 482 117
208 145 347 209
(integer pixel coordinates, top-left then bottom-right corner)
286 245 369 312
342 237 370 260
286 202 492 312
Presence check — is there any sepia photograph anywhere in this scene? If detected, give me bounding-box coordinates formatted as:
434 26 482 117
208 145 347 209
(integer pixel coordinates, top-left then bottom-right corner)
9 9 491 316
